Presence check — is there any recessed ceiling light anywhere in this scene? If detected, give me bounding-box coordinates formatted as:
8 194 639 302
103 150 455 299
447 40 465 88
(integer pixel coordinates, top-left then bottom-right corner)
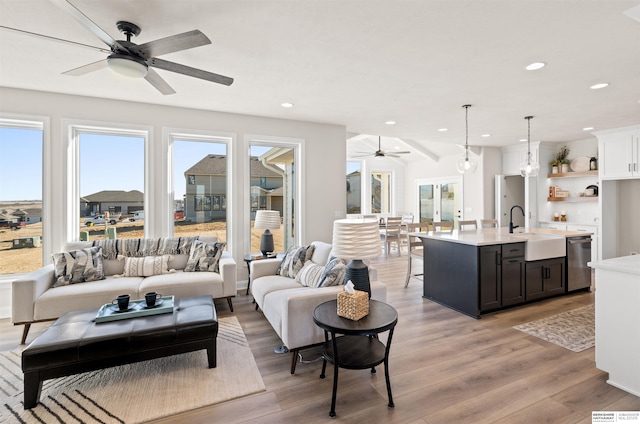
385 121 396 125
526 62 546 71
438 128 448 132
281 102 294 108
519 138 527 142
583 127 595 131
590 83 609 90
481 134 491 138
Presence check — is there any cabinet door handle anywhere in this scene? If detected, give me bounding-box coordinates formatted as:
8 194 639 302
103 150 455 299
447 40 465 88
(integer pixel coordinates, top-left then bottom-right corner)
496 253 502 266
630 163 633 172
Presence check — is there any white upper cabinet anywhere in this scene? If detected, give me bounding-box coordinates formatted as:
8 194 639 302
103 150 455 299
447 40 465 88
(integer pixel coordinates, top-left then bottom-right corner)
596 126 640 180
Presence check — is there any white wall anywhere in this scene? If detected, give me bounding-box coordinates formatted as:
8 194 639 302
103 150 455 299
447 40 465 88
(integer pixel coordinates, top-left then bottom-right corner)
0 87 347 284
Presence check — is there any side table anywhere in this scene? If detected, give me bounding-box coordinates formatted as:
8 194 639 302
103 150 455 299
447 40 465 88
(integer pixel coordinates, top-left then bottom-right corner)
313 299 398 417
243 253 282 295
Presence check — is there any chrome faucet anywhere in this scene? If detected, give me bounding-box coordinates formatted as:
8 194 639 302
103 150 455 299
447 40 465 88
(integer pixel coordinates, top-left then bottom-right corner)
509 205 525 233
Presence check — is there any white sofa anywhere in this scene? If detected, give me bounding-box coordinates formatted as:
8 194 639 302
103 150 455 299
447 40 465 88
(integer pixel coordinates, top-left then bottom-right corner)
12 236 236 344
251 241 386 373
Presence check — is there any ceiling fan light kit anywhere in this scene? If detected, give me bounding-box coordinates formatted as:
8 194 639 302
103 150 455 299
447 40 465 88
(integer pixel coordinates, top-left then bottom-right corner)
456 104 478 174
519 116 540 177
107 54 148 78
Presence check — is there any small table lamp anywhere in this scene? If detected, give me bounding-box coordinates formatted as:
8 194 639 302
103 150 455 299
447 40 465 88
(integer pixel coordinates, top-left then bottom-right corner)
254 210 281 257
331 218 382 297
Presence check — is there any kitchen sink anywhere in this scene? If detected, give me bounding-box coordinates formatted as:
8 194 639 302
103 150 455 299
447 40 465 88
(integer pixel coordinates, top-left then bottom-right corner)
510 233 566 261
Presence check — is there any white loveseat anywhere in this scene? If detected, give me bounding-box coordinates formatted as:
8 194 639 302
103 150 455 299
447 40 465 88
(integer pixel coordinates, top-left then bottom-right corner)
12 236 236 344
251 241 386 374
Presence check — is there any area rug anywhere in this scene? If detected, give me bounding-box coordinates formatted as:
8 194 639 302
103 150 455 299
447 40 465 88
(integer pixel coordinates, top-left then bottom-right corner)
0 316 265 424
513 304 595 352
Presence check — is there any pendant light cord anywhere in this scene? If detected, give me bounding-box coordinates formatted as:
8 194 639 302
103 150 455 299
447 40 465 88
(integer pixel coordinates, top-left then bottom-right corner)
463 104 471 160
525 116 533 165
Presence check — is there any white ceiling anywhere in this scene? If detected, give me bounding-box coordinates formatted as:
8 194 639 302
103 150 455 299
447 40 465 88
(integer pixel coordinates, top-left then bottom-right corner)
1 0 639 159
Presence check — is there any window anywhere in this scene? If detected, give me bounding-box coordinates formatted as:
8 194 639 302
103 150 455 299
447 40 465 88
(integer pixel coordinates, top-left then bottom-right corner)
346 161 361 214
0 121 44 274
249 144 297 254
371 171 391 214
172 136 228 242
79 132 144 240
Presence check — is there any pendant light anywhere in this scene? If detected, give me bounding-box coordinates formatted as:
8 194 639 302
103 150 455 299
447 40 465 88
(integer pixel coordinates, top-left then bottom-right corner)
519 115 540 177
456 104 478 174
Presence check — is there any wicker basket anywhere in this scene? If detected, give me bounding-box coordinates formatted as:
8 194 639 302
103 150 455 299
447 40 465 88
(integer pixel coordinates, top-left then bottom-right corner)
337 290 369 321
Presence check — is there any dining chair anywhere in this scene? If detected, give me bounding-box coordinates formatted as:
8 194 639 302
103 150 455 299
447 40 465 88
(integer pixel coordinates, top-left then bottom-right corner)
404 222 429 287
380 216 403 256
481 219 499 228
458 220 478 231
432 220 453 233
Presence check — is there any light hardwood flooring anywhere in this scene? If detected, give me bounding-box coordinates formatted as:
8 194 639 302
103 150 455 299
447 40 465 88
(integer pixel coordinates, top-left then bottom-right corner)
3 254 639 423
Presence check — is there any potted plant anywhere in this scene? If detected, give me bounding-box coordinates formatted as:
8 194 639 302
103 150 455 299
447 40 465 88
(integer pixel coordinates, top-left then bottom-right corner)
550 159 559 174
554 146 570 173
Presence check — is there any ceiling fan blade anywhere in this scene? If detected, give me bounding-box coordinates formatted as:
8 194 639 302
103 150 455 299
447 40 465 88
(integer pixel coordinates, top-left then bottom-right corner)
149 57 233 86
144 68 176 95
62 59 108 76
133 30 211 59
394 151 411 154
0 25 110 53
49 0 117 49
350 154 374 158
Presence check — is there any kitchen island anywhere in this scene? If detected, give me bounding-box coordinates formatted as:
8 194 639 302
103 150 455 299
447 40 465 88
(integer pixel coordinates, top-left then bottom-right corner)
412 227 592 318
588 254 640 397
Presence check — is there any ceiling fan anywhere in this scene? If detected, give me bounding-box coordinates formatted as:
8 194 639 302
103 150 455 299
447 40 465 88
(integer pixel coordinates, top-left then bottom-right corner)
352 136 411 158
0 0 233 95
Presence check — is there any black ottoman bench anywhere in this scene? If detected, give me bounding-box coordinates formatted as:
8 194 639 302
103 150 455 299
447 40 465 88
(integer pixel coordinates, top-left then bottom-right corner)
22 295 218 409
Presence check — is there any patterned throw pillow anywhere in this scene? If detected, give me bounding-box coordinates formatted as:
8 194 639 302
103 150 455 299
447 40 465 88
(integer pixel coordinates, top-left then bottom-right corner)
52 246 105 287
277 245 316 278
184 240 226 272
317 258 346 287
122 255 173 277
296 261 325 287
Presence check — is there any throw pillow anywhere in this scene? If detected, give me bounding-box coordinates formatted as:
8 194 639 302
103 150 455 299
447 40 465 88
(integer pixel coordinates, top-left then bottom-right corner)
296 261 325 287
122 255 173 277
277 244 316 278
317 257 346 287
184 240 226 272
52 246 105 287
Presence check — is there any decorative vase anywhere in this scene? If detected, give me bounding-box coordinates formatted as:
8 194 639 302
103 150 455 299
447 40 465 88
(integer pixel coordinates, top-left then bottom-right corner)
561 163 569 173
551 165 559 174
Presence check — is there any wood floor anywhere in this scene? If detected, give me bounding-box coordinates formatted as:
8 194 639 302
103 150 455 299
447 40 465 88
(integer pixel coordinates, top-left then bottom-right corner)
3 254 639 423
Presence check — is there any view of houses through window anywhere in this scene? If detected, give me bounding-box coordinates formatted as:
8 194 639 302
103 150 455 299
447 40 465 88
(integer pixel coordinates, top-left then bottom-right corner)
79 132 144 241
173 138 228 242
346 161 361 214
249 144 292 254
371 171 391 214
0 122 44 275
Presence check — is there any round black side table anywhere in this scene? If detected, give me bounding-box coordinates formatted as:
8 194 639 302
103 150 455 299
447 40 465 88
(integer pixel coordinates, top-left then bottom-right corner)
313 299 398 418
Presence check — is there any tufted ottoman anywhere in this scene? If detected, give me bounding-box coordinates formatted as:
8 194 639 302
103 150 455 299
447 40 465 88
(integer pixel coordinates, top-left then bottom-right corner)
22 295 218 409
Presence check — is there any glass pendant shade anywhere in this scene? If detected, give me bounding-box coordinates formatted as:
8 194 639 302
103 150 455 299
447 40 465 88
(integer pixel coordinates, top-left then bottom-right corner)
456 155 478 173
457 104 477 174
519 116 539 177
519 152 540 177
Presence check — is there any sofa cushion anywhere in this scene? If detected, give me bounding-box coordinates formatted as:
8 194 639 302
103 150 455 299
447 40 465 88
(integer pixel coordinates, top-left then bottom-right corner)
141 270 225 299
310 241 333 266
184 240 226 272
252 275 303 309
277 245 315 278
318 257 346 287
52 246 105 287
34 276 143 321
295 262 324 287
122 255 174 277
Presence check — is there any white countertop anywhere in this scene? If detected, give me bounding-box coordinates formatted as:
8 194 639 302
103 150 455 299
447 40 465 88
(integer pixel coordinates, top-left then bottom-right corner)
410 227 593 247
588 254 640 276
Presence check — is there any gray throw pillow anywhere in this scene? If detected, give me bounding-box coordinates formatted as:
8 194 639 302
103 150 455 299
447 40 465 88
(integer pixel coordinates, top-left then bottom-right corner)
317 257 346 287
277 245 316 278
296 261 325 287
184 240 226 272
52 246 105 287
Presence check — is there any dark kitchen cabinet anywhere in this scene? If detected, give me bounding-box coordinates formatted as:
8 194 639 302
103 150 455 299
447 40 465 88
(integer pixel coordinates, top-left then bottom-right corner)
480 243 525 312
525 258 566 301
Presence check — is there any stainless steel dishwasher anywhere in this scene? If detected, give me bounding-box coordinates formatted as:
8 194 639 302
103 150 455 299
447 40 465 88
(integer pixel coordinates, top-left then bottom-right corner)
567 236 592 291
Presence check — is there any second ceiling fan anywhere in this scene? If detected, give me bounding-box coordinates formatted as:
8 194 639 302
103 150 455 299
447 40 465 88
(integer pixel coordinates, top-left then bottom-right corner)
353 136 411 159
